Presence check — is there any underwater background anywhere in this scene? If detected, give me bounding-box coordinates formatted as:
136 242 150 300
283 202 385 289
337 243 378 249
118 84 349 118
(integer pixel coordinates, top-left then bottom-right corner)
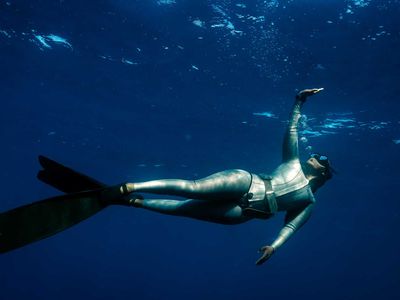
1 0 399 299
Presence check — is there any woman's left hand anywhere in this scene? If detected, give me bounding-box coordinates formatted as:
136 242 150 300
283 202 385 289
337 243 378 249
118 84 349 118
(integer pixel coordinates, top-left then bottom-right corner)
255 245 275 265
296 88 324 101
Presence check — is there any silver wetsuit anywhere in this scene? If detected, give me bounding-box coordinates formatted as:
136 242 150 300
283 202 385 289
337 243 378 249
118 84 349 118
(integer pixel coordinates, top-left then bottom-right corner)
131 97 314 250
268 99 315 250
238 99 314 250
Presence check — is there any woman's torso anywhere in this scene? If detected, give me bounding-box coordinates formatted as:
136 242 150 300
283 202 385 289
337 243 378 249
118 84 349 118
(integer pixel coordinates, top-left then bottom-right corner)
252 159 314 212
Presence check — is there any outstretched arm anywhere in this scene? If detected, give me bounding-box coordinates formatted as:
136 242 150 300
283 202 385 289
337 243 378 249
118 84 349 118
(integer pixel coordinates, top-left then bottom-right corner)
255 203 315 265
282 88 324 162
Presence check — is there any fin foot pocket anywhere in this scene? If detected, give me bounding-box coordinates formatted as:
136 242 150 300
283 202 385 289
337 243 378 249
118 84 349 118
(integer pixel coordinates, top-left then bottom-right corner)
99 184 130 204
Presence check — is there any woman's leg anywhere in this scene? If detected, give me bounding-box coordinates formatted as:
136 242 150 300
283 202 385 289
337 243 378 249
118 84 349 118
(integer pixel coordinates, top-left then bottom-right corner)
133 198 252 225
127 169 251 201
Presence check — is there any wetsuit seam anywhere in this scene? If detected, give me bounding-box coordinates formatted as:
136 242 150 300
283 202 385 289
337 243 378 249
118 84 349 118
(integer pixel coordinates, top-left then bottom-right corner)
272 168 303 186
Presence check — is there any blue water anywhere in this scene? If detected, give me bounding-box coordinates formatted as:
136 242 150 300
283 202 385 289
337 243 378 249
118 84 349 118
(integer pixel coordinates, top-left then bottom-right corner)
1 1 399 299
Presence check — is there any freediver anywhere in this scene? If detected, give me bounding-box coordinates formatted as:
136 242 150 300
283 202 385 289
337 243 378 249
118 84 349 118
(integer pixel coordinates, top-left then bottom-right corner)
0 88 333 266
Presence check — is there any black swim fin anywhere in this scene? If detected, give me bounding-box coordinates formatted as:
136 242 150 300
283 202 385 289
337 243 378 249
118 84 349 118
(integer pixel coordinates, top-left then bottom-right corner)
37 155 106 192
0 157 127 254
0 189 109 253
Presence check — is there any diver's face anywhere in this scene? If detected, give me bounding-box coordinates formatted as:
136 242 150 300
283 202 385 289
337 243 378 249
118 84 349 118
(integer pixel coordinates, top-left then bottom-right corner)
306 157 326 176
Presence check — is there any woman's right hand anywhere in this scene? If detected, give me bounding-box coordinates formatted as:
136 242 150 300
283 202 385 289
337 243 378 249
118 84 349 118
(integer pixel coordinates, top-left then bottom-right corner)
255 245 275 265
296 88 324 101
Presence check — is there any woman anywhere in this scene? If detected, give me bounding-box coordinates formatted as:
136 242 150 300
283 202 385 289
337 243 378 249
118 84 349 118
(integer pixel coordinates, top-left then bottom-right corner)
0 88 333 265
103 87 333 265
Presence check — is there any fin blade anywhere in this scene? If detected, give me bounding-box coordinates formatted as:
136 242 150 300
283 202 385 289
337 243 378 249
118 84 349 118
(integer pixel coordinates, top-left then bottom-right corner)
0 191 108 254
37 156 105 193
